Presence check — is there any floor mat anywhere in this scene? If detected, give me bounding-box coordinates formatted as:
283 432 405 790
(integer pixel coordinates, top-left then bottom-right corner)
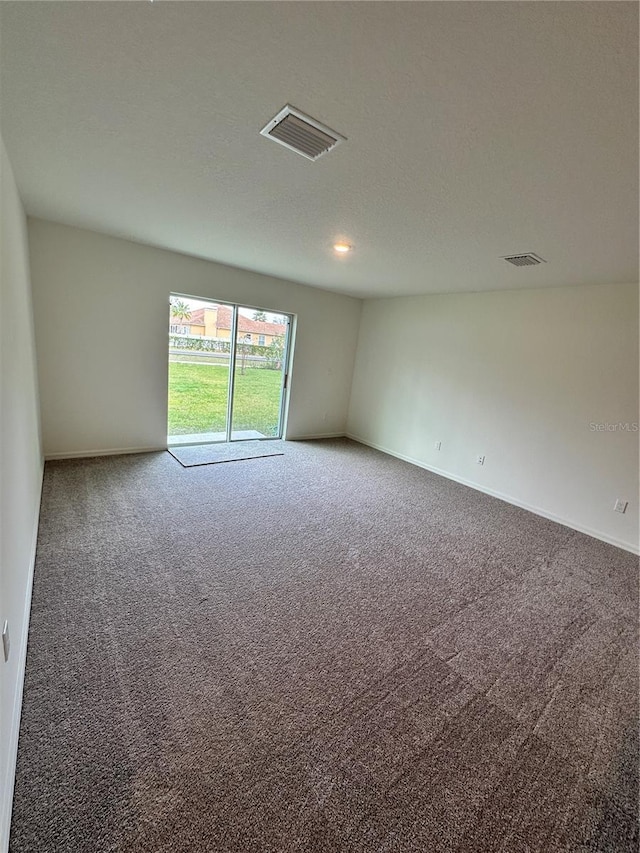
167 440 284 467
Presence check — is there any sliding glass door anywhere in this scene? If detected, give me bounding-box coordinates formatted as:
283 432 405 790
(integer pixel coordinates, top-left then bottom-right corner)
230 307 290 440
168 296 291 445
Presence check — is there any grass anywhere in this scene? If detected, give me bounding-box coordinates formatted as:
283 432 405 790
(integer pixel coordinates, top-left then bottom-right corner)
168 361 283 437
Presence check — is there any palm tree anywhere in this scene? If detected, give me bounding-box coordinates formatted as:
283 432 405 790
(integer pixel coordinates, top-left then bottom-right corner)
170 298 192 322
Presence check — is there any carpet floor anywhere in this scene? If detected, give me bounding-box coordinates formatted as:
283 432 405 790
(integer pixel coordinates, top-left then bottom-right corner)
10 439 639 852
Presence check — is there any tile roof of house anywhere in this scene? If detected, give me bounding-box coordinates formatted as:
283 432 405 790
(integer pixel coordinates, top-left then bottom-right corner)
173 304 286 336
216 305 286 336
185 308 205 325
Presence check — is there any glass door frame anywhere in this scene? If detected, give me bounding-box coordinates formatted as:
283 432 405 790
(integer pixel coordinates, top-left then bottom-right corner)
227 307 292 443
168 294 293 446
225 302 240 442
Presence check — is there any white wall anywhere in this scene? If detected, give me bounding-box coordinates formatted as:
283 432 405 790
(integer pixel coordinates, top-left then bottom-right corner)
348 284 639 553
28 219 362 457
0 140 43 851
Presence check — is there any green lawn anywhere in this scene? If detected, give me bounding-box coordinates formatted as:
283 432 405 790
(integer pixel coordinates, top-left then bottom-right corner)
168 361 283 437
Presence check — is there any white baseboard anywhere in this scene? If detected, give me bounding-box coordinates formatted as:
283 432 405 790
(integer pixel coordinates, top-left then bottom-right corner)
347 433 639 555
285 432 346 441
0 464 44 853
45 445 166 461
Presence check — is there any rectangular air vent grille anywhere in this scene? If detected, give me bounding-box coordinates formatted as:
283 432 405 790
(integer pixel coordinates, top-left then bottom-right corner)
502 253 546 266
260 105 345 161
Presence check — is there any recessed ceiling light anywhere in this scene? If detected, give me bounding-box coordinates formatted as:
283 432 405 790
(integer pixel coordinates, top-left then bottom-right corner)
333 243 353 254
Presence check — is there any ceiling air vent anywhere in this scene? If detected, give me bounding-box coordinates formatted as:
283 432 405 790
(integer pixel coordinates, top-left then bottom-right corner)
260 105 345 161
502 253 546 267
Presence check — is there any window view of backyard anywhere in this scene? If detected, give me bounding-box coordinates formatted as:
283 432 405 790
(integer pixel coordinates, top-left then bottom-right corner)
168 297 289 443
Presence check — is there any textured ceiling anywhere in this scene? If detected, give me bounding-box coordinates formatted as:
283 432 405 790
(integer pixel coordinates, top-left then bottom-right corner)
0 1 637 298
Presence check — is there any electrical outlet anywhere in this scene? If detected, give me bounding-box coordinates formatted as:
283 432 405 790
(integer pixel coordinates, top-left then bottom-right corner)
2 621 9 663
614 499 628 514
476 455 485 465
435 441 441 451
